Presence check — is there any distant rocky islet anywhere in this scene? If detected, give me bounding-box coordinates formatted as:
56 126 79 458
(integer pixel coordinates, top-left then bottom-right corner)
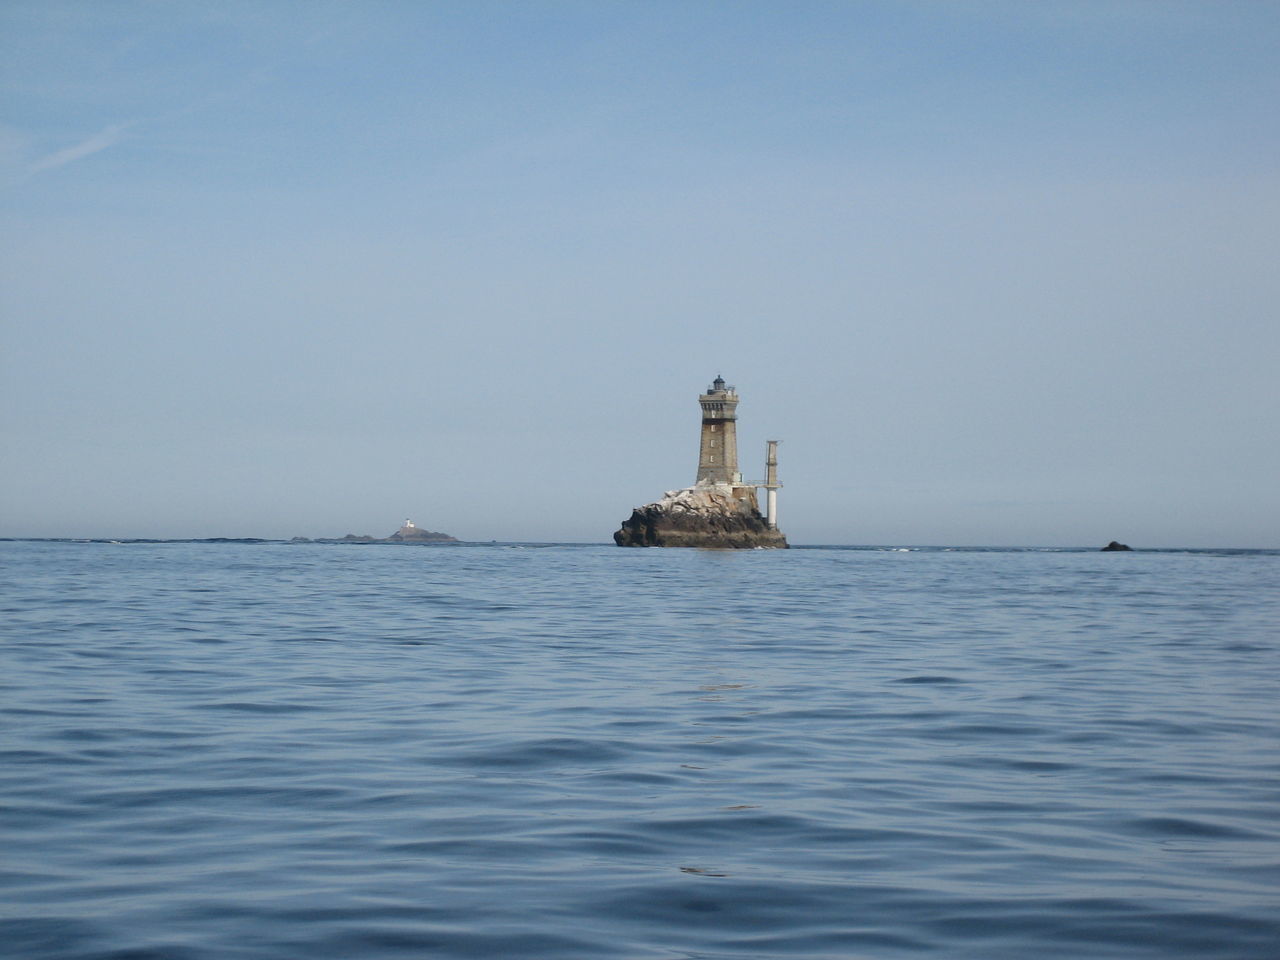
293 522 458 544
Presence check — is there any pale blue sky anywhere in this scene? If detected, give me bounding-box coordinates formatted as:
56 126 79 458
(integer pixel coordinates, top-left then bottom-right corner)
2 1 1277 545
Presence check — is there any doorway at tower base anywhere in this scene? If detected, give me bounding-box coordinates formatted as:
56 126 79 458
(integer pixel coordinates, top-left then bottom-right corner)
613 483 788 548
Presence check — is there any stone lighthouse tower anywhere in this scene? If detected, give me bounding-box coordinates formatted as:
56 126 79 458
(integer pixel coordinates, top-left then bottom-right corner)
696 375 741 485
613 374 787 547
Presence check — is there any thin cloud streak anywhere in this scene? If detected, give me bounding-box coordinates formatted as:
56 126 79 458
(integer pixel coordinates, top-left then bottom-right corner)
29 123 128 173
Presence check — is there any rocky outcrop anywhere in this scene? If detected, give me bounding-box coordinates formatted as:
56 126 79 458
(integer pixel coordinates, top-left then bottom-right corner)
614 484 787 548
386 525 458 543
1101 540 1133 551
312 529 458 544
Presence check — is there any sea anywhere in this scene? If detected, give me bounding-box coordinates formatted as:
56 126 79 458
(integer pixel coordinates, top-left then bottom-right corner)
1 539 1277 960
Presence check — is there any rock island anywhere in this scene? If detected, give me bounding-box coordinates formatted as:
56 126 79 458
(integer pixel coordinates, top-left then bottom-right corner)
614 376 788 548
385 519 457 543
311 520 459 543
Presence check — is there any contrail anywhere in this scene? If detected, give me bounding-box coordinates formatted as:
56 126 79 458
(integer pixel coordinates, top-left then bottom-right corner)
30 123 129 173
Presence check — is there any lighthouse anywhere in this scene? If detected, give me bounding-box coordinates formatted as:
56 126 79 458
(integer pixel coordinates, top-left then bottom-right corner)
613 374 787 547
696 375 741 485
762 440 781 529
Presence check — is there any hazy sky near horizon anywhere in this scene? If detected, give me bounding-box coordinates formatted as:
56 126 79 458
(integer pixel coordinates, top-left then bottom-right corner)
2 1 1278 546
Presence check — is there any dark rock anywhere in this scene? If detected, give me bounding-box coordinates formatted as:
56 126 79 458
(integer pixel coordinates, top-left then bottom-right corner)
1101 540 1133 551
614 484 787 549
386 524 458 543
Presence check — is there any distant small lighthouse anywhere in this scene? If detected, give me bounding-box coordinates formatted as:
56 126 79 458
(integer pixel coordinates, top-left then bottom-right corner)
696 375 741 485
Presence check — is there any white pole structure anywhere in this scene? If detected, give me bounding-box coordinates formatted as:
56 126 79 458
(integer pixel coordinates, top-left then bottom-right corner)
764 440 780 530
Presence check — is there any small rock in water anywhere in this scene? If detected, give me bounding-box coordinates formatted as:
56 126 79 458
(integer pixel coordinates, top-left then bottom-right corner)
1101 540 1133 551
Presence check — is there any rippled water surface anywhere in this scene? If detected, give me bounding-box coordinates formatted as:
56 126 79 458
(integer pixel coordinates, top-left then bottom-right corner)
2 541 1278 959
